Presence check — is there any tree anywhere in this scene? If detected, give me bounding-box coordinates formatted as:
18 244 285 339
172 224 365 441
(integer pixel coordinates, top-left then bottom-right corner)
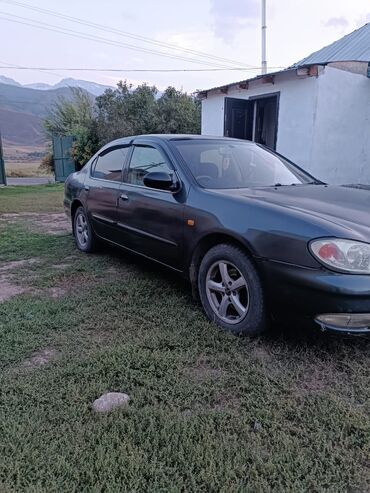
95 81 201 143
44 87 99 167
95 81 159 143
44 81 201 168
156 87 201 134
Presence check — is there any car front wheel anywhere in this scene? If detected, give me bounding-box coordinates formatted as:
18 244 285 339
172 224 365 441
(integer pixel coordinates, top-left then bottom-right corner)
73 206 98 253
198 244 267 336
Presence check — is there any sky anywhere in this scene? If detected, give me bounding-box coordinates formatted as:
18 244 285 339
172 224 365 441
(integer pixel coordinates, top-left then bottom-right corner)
0 0 369 93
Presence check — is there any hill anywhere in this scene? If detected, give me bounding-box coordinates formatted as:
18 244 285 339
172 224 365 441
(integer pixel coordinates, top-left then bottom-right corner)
2 76 113 96
0 82 81 118
0 81 96 148
0 108 44 146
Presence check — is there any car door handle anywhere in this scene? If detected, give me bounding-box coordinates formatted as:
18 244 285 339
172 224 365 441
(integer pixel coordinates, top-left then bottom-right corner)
84 185 90 191
120 193 129 201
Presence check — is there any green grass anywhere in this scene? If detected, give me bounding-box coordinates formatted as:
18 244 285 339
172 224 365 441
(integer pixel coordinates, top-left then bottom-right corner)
0 186 369 492
0 184 64 213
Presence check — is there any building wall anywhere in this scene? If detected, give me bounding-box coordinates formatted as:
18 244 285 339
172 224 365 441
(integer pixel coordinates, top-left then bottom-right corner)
201 67 370 184
201 72 320 171
310 66 370 184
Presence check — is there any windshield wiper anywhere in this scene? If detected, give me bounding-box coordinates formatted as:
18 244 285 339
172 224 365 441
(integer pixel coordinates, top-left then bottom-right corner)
272 181 323 187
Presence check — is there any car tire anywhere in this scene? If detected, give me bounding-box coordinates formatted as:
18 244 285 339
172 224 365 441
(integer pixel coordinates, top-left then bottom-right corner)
73 206 99 253
198 244 267 336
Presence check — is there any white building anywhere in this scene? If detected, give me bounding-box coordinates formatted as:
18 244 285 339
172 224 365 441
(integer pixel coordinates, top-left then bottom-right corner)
199 24 370 185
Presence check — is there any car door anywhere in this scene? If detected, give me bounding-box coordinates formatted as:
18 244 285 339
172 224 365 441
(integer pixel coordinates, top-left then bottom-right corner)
86 145 130 241
116 142 185 270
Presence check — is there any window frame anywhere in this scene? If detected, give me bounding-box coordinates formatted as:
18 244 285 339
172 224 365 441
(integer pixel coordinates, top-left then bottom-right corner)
123 143 179 193
90 145 131 183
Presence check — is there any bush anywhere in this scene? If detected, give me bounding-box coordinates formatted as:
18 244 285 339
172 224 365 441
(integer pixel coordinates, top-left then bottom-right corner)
39 152 54 173
44 88 99 168
44 81 201 167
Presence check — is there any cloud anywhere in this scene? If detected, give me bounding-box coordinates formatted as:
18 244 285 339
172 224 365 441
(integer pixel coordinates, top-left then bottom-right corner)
356 13 370 27
120 9 137 22
324 17 349 29
210 0 260 43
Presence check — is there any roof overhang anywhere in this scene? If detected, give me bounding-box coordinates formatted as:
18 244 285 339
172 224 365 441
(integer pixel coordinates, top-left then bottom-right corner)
197 66 320 99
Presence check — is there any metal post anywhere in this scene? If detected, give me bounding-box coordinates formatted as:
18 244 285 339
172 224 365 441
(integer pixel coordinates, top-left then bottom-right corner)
261 0 267 74
0 131 6 186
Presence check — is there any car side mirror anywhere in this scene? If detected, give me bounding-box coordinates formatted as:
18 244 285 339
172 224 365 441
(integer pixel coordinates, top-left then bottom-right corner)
143 171 179 191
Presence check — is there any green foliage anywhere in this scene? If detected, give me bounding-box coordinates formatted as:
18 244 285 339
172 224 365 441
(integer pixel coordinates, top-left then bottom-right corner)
44 81 201 165
156 86 201 134
44 87 99 167
96 80 201 144
95 81 159 144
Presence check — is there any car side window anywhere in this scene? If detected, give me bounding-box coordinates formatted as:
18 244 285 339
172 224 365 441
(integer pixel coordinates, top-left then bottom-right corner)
92 147 129 181
127 145 172 186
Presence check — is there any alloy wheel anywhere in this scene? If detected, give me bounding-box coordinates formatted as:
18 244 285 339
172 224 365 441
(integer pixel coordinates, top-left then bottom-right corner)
205 260 250 324
75 212 89 247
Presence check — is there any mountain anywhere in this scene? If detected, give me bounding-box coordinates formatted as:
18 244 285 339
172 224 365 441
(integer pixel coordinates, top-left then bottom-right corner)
0 75 21 86
0 107 44 146
0 76 112 147
0 82 84 118
24 82 53 90
0 76 113 96
0 82 95 147
53 78 112 96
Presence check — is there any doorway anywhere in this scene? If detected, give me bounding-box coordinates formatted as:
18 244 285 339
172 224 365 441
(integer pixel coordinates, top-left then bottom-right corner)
224 93 279 150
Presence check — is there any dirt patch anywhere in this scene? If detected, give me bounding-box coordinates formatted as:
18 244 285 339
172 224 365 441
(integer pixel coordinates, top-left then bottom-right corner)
294 360 347 396
0 255 69 302
0 279 28 302
250 344 274 364
51 263 73 270
46 287 66 299
0 212 71 235
0 258 41 302
21 348 59 369
0 258 40 273
32 213 71 235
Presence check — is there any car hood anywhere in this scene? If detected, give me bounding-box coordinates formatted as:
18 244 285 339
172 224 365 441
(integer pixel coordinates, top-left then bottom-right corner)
214 184 370 237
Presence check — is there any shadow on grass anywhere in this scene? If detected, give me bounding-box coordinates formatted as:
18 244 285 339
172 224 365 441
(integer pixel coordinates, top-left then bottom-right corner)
97 243 370 358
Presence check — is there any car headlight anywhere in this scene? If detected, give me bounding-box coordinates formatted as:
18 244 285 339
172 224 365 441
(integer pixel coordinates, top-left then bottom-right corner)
309 239 370 274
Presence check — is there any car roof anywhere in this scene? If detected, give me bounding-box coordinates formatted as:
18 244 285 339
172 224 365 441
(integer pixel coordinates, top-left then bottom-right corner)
102 134 248 148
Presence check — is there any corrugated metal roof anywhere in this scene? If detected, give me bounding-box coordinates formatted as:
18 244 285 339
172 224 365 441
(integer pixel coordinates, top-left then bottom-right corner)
198 68 295 96
294 23 370 66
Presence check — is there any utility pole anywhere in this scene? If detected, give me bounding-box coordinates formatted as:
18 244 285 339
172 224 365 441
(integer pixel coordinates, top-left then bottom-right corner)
261 0 267 74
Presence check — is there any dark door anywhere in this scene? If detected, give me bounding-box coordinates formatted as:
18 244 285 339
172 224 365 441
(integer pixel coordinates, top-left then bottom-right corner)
86 146 130 241
116 143 184 270
254 96 278 150
224 97 254 140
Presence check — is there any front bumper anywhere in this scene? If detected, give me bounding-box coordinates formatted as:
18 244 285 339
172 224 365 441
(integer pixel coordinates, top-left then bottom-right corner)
315 313 370 335
258 259 370 335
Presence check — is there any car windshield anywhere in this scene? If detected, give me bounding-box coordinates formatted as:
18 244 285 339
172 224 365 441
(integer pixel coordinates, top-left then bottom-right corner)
172 139 315 189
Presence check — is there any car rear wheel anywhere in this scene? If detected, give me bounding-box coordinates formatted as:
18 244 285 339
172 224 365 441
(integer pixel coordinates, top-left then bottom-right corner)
198 244 267 335
73 206 99 253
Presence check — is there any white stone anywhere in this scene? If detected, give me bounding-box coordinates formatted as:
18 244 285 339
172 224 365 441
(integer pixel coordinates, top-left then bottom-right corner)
92 392 130 413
